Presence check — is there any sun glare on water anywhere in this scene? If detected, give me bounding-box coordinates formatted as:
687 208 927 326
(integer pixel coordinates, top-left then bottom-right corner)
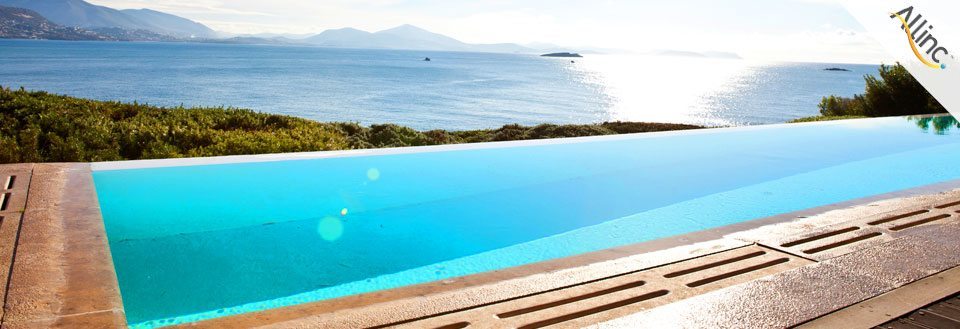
570 54 758 126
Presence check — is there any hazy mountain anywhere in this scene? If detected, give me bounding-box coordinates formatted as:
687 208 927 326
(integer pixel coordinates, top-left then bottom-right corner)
374 24 466 49
202 36 297 45
304 24 534 53
233 32 314 39
120 8 216 38
0 0 216 38
0 5 107 40
305 27 374 46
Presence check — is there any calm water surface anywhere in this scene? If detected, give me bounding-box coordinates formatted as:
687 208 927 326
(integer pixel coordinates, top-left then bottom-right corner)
0 39 877 129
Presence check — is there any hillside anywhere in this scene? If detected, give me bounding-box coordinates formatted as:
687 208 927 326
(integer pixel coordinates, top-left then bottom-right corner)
0 0 216 38
120 8 216 38
305 24 534 53
0 5 176 41
0 5 107 40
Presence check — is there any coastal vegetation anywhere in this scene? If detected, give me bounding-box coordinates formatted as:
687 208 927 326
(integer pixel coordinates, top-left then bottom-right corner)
791 63 947 122
0 86 701 163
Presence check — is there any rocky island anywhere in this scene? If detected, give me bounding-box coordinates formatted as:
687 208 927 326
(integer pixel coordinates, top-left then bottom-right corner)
541 52 583 58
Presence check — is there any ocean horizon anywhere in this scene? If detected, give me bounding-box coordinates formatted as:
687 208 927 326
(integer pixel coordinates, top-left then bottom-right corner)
0 39 879 130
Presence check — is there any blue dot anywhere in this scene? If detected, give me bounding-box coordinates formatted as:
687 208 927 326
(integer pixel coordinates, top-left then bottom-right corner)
941 63 947 69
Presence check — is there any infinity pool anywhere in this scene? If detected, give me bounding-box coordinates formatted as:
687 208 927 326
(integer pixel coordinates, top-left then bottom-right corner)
93 115 960 328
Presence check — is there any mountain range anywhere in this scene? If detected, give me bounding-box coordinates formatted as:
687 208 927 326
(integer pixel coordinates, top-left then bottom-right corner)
301 25 532 53
0 5 108 40
0 0 741 59
0 0 216 38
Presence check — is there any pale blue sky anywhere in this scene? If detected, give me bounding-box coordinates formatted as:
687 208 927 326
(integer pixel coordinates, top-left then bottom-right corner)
87 0 889 63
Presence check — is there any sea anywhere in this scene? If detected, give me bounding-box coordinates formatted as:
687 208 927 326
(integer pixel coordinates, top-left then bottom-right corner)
0 39 879 130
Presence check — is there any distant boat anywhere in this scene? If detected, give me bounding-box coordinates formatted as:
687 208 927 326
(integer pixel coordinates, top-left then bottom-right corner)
424 57 431 61
824 67 850 72
541 52 583 58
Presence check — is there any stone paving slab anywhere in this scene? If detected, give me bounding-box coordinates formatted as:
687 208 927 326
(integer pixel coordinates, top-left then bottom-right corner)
0 164 125 328
593 221 960 328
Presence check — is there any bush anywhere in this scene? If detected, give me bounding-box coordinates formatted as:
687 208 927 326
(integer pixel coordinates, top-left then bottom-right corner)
0 87 349 162
0 87 704 163
817 64 946 118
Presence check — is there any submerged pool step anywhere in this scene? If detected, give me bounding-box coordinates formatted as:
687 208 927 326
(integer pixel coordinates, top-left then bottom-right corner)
769 197 960 261
390 245 810 329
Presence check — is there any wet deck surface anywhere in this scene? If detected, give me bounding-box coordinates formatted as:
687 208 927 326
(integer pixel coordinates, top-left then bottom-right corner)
2 162 960 328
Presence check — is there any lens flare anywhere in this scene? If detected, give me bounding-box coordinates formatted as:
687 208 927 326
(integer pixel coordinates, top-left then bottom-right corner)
340 208 348 216
317 216 343 241
366 168 380 181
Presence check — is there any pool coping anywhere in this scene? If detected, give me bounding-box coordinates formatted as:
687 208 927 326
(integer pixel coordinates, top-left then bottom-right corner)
0 163 126 328
89 114 943 171
3 162 960 328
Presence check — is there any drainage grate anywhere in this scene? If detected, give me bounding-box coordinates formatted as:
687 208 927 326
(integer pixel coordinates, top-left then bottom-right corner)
0 192 9 212
388 245 809 328
3 175 13 190
773 198 959 259
0 172 31 214
876 292 960 329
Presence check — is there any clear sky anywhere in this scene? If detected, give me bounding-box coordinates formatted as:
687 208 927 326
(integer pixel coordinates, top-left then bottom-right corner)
86 0 892 64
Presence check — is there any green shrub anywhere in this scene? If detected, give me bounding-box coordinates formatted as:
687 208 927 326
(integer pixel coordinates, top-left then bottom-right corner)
818 95 864 117
817 64 946 118
0 86 704 163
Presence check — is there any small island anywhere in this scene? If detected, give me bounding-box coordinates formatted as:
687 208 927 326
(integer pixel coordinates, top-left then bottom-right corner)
824 67 851 72
541 52 583 58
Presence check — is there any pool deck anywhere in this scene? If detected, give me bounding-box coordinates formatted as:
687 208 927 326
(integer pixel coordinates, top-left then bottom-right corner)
2 162 960 328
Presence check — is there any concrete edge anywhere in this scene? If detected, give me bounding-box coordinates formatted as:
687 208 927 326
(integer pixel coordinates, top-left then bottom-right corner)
89 115 941 171
1 163 126 328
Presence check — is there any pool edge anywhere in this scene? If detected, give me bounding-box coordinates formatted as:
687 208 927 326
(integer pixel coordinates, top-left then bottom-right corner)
0 163 126 328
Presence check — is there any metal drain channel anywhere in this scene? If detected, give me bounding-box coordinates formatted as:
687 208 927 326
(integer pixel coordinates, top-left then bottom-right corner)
772 198 960 260
0 173 29 215
391 245 810 329
3 175 14 190
0 169 31 322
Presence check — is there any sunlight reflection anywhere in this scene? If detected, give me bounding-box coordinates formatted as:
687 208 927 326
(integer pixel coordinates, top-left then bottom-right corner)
571 55 756 126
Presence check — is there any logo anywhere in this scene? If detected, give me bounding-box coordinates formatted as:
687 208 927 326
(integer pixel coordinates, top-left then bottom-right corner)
891 6 949 70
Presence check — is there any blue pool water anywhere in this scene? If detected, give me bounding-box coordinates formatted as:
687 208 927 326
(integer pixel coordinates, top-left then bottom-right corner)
93 115 960 327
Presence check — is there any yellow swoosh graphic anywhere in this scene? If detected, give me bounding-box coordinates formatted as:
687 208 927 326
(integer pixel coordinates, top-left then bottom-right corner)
892 13 944 69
